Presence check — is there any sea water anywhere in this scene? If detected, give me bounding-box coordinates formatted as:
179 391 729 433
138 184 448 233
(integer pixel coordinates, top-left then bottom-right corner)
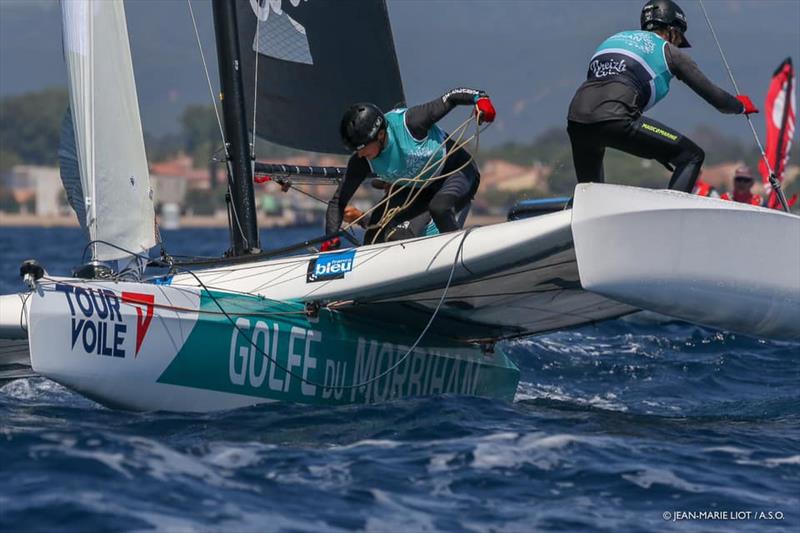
1 227 797 532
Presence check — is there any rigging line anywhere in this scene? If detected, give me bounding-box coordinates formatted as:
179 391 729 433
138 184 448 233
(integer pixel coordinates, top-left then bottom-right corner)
226 178 251 250
374 115 485 231
365 113 486 244
186 0 228 158
186 0 251 241
239 243 390 295
74 239 301 311
251 5 260 166
276 179 329 204
174 227 474 392
242 243 396 294
343 115 473 232
41 278 306 319
697 0 790 212
343 112 482 238
17 291 32 334
254 177 360 244
88 6 97 261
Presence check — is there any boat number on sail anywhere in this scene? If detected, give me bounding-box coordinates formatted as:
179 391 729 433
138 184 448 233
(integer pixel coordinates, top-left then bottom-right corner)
55 284 154 359
306 250 356 283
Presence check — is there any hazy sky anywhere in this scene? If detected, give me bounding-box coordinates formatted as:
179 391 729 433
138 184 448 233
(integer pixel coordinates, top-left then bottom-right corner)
1 0 799 147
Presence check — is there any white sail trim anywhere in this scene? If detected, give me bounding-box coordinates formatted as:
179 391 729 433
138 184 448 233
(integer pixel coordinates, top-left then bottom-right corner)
61 0 155 262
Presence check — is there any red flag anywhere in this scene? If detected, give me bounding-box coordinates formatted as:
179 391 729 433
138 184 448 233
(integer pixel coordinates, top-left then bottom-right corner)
759 58 796 210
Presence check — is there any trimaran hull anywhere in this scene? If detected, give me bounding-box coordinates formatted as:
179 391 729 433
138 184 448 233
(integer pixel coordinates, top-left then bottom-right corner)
4 211 633 411
572 184 800 341
28 278 519 411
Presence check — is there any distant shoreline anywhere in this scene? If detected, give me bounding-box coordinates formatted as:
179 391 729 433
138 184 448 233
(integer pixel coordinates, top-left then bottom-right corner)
0 212 507 229
0 213 296 229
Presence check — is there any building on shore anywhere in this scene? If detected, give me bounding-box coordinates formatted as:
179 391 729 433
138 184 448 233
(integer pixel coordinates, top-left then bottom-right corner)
3 165 70 217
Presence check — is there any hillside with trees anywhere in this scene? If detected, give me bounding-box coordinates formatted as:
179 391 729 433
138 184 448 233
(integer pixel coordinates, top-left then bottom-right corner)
1 89 797 213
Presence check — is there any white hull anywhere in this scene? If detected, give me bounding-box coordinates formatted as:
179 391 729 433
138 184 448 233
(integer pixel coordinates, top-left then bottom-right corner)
4 213 633 411
0 293 28 340
572 184 800 341
173 210 633 341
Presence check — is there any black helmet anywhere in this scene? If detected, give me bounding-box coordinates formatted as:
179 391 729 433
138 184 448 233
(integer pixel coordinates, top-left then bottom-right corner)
340 103 386 152
640 0 691 48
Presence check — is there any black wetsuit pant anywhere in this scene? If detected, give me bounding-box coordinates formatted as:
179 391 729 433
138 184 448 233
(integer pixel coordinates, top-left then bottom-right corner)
567 117 705 193
363 170 478 244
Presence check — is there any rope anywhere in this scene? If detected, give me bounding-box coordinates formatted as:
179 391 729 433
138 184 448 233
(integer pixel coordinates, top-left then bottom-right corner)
186 0 228 158
342 110 487 244
698 0 790 212
225 172 252 250
66 229 473 392
251 3 261 167
255 176 330 204
177 228 473 392
370 115 473 236
369 116 484 243
186 0 251 245
351 116 472 237
43 277 307 319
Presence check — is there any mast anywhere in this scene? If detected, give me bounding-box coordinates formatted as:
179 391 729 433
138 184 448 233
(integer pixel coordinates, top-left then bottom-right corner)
212 0 260 255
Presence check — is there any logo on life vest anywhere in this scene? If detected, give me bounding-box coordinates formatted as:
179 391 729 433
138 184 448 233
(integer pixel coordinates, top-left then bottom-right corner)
306 250 356 283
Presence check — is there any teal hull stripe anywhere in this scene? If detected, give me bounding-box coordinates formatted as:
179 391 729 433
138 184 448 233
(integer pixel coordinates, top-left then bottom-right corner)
157 291 519 405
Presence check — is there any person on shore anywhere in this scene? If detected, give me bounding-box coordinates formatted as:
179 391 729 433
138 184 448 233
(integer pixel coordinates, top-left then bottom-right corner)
720 165 763 206
321 88 495 249
567 0 757 193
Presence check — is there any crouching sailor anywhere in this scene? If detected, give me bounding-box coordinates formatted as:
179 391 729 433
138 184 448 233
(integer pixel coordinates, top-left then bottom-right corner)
567 0 757 193
322 88 495 248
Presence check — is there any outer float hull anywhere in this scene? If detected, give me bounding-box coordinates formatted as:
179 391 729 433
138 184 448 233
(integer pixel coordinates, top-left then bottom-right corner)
29 280 519 411
573 183 800 341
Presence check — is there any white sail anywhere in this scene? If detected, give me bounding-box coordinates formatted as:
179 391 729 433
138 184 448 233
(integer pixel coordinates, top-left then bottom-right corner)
61 0 155 261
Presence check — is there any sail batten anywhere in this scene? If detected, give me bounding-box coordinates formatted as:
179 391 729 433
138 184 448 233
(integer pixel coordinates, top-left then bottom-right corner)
60 0 155 261
237 0 406 154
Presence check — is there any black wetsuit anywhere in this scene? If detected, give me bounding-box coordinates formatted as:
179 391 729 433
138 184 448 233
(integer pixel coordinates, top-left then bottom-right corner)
326 89 482 244
568 38 743 192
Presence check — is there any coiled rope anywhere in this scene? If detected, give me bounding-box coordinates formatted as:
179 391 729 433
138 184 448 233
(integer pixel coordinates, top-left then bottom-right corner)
343 110 488 244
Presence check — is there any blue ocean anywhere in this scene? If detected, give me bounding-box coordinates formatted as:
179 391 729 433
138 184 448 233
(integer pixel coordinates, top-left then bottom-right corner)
1 226 797 532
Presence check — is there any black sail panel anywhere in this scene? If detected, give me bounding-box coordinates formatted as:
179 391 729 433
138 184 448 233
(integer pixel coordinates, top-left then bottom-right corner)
236 0 405 154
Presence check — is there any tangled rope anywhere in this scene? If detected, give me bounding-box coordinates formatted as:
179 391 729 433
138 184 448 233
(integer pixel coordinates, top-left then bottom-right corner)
343 110 488 244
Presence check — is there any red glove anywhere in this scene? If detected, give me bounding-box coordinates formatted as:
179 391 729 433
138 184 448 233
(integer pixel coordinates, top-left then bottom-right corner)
320 237 340 252
736 95 759 115
475 96 496 124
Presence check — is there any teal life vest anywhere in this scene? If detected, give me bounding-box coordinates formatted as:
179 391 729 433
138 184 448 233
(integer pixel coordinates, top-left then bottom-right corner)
589 30 674 110
368 109 447 186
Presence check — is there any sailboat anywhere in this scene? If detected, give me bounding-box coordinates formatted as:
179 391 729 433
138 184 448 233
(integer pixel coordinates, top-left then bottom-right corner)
0 0 635 411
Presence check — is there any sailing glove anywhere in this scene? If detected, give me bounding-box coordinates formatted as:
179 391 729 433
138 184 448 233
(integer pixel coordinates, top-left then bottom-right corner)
475 96 496 124
736 95 759 115
320 237 341 252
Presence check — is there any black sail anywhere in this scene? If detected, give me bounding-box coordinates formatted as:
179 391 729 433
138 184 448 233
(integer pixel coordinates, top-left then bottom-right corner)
236 0 405 155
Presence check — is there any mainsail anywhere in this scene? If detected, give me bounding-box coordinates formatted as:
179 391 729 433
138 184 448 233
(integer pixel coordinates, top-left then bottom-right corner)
759 57 797 210
61 0 155 261
235 0 405 154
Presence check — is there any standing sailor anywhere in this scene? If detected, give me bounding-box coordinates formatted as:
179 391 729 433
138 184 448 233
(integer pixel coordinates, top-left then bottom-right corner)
322 88 495 248
567 0 758 192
